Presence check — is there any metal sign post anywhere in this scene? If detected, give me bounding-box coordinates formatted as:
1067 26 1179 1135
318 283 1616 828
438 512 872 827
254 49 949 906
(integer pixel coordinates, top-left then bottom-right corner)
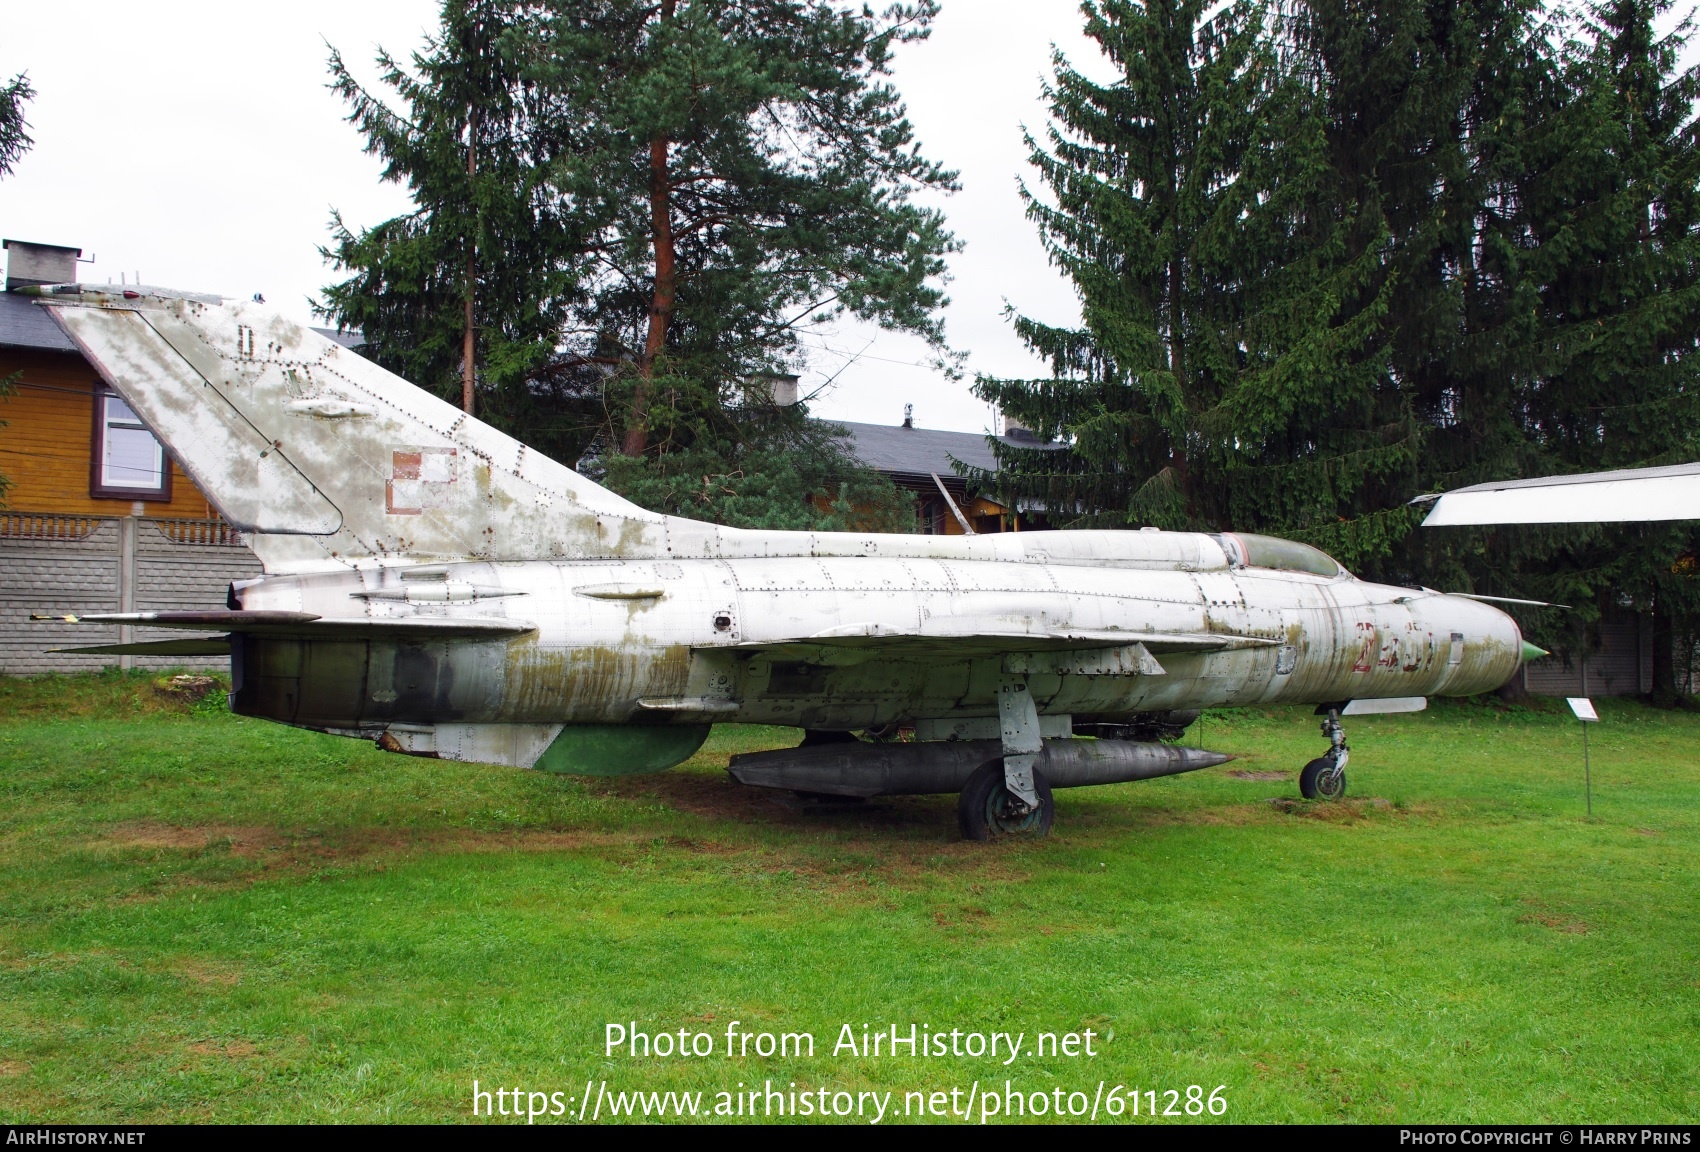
1567 697 1599 817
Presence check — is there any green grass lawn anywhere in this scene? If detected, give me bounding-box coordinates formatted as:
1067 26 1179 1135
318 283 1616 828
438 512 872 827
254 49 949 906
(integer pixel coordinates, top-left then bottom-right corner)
0 672 1695 1124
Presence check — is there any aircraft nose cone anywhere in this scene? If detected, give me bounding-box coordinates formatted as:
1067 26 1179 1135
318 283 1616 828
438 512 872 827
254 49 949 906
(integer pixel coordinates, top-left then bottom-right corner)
1521 640 1548 663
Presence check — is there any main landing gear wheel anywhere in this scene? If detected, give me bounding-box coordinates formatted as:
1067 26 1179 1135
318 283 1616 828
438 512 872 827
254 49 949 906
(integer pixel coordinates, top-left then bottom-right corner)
1299 756 1347 801
958 760 1055 841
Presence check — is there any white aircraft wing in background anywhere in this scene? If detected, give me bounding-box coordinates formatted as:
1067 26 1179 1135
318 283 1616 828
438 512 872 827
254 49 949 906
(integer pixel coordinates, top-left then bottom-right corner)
1417 462 1700 525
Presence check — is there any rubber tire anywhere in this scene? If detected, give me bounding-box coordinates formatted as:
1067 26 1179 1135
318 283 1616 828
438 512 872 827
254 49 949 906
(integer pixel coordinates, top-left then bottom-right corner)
1299 756 1347 801
957 760 1055 841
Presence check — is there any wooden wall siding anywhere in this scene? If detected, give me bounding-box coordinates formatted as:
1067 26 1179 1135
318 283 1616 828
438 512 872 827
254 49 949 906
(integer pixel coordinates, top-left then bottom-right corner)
0 348 216 519
0 517 260 674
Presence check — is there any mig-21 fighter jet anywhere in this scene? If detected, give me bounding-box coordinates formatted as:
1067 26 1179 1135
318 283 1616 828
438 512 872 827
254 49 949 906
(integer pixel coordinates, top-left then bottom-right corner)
27 286 1542 839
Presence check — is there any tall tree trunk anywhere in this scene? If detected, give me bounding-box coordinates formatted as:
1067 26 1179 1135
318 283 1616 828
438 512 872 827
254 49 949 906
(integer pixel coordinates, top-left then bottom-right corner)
462 261 476 415
624 0 678 458
462 101 478 416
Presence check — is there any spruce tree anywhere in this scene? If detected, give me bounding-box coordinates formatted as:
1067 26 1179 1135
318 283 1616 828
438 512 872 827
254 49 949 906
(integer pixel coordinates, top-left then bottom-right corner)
978 0 1592 577
1570 0 1700 701
974 0 1287 531
1300 0 1565 580
1452 0 1700 696
976 0 1422 566
1385 0 1700 696
985 0 1699 697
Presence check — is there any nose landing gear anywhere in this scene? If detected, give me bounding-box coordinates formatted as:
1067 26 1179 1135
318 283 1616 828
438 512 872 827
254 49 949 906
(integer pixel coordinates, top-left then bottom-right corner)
1300 707 1348 800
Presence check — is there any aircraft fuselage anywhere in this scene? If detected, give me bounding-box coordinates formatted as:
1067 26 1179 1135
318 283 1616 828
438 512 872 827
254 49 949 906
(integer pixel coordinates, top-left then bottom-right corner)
229 538 1522 739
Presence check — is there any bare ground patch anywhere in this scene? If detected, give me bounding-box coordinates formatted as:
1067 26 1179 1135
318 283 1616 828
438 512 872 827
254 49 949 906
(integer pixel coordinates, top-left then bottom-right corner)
100 822 285 858
1112 801 1287 830
1267 797 1398 821
603 765 1192 882
163 956 244 987
95 821 653 865
1518 896 1590 934
98 823 655 870
184 1039 259 1058
1518 912 1589 934
83 815 1032 904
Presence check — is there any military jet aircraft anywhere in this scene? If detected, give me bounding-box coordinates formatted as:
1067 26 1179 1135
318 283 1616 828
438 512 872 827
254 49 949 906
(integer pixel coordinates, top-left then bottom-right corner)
28 285 1541 839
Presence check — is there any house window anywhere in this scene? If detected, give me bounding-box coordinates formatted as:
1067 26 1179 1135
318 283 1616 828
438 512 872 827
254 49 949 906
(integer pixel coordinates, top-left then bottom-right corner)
91 388 171 501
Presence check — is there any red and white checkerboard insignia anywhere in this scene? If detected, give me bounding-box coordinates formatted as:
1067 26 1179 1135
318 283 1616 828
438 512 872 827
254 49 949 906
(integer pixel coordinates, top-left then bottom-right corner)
386 447 457 515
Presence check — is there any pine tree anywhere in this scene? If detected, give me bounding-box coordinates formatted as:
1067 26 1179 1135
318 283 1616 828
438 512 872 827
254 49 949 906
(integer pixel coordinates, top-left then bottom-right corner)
513 0 960 461
593 412 913 530
323 1 951 531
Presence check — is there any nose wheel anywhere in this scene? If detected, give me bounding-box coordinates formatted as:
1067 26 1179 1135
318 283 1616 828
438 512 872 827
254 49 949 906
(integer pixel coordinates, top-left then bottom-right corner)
1300 708 1349 800
1299 755 1347 800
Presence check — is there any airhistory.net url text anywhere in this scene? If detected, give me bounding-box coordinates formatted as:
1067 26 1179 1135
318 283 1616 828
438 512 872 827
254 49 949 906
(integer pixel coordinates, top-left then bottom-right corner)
472 1079 1229 1123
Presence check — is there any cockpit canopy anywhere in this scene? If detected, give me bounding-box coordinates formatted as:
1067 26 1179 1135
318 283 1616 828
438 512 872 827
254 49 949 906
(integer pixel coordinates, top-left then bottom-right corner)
1213 532 1346 578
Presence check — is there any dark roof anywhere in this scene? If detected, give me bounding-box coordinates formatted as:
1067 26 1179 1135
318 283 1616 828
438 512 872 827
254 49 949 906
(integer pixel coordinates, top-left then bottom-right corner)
0 291 78 353
3 239 80 255
822 418 1060 480
312 326 365 350
0 293 365 357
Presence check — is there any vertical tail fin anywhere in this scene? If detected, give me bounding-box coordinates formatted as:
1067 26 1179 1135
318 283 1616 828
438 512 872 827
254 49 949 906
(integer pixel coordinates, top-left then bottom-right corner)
45 290 666 572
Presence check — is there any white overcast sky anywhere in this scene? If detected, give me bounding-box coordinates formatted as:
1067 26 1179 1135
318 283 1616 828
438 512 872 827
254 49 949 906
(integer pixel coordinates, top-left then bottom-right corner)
0 1 1104 435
